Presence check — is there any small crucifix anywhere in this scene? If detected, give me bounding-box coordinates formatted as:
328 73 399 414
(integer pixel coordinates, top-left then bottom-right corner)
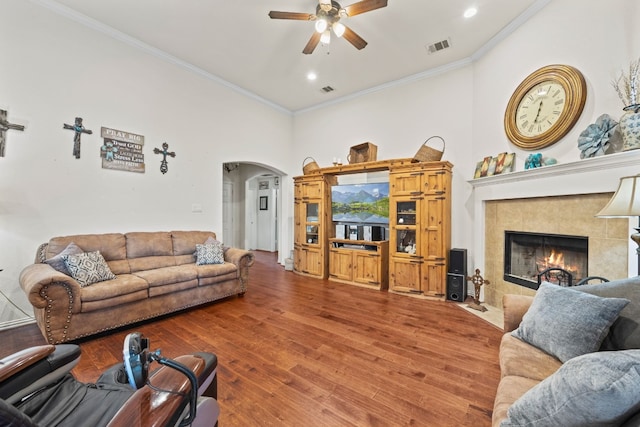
0 109 26 157
63 117 92 159
466 268 490 312
153 142 176 174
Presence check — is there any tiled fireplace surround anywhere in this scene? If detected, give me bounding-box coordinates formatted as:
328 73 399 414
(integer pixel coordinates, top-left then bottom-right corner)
470 150 640 309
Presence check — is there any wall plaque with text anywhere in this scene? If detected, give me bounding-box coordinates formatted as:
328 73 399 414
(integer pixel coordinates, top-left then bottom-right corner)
100 127 145 173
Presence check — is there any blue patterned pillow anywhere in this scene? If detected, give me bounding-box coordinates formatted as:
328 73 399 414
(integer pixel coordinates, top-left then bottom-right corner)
502 350 640 426
44 242 84 275
62 251 116 287
195 242 224 265
512 282 629 362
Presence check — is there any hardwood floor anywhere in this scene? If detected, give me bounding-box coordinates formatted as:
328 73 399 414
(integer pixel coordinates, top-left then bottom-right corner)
1 251 504 426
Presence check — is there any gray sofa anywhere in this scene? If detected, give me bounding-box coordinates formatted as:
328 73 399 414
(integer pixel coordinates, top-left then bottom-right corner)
19 231 254 344
493 277 640 426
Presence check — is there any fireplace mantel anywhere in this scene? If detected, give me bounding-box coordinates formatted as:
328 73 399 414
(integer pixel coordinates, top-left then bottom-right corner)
469 150 640 302
469 150 640 192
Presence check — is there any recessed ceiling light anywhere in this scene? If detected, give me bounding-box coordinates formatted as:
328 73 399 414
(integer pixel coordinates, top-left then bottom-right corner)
307 72 317 81
464 7 477 18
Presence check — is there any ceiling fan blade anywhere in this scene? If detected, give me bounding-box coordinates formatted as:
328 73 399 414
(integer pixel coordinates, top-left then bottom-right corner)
343 0 388 17
268 11 315 20
342 26 368 50
303 32 321 54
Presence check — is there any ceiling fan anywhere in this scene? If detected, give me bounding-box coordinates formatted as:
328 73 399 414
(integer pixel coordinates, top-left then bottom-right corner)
268 0 388 54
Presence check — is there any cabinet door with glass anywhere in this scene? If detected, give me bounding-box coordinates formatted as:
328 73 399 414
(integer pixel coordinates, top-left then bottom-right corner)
293 175 330 279
389 197 422 259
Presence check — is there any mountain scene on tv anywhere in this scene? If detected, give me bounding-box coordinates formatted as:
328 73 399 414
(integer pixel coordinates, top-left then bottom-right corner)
331 183 390 224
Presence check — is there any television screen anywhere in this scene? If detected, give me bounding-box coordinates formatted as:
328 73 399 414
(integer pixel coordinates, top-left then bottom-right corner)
331 182 389 224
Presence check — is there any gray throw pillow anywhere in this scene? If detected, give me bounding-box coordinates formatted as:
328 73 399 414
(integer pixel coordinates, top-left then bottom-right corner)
512 282 629 362
62 251 117 287
43 242 84 275
195 242 225 265
501 349 640 426
578 276 640 350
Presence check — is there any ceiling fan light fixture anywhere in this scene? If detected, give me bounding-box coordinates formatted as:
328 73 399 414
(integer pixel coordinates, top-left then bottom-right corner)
315 18 328 33
332 22 345 37
320 30 331 44
319 0 332 12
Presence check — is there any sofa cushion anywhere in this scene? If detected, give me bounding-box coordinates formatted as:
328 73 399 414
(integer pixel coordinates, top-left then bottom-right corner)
44 242 83 275
195 242 225 265
133 265 198 287
48 234 126 262
128 256 177 273
492 375 540 427
499 334 562 381
125 232 173 258
578 276 640 350
63 251 117 287
501 350 640 427
80 274 149 302
512 282 629 362
171 231 217 256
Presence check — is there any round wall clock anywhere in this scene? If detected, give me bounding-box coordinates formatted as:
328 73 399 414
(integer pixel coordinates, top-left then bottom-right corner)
504 64 587 150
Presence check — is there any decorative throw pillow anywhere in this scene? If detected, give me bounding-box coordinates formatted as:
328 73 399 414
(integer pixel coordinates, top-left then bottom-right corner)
501 350 640 426
204 236 230 254
62 251 117 287
44 242 84 275
195 242 225 265
512 282 629 362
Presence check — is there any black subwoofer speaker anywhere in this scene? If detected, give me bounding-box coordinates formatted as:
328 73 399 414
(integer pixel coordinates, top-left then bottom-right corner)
447 273 467 302
448 248 467 275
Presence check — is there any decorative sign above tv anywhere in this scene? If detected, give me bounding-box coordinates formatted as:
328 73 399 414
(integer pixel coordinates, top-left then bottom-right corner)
331 182 389 224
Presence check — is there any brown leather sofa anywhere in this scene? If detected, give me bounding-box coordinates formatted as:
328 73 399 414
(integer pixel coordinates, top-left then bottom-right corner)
19 231 254 344
492 277 640 426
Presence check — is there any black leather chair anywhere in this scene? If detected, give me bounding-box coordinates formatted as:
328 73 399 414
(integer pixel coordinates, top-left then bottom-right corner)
0 337 219 427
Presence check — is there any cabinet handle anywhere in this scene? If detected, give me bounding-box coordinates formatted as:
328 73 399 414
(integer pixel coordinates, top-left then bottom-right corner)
410 191 422 195
436 263 445 266
435 191 445 195
410 197 423 201
410 260 423 264
436 197 446 200
435 257 445 261
410 172 424 176
436 171 446 175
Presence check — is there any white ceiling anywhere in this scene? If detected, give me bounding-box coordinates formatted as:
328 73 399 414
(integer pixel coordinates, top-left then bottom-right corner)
46 0 548 113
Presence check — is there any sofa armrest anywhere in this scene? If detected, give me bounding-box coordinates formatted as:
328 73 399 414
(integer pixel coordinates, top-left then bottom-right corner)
19 263 82 313
502 294 534 332
224 248 254 293
224 248 254 269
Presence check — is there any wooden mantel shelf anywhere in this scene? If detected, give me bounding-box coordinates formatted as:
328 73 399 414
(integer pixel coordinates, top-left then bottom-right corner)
468 150 640 188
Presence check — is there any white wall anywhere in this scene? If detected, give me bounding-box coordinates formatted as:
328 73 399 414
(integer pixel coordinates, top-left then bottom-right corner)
293 0 639 272
293 65 475 252
0 1 293 316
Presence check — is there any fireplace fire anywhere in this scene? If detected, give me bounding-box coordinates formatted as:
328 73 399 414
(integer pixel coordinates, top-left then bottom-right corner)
504 231 588 289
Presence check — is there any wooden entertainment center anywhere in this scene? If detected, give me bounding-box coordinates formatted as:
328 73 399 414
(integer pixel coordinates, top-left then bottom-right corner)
293 158 452 298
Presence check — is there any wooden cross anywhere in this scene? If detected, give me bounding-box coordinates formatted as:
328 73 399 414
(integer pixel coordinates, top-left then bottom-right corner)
0 109 25 157
63 117 92 159
153 142 176 174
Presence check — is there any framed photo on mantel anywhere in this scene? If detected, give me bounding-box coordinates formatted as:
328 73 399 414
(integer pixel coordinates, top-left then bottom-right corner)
473 153 515 178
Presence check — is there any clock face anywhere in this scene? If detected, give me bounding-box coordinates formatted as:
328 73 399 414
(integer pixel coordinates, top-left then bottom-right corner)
504 65 586 150
516 81 566 137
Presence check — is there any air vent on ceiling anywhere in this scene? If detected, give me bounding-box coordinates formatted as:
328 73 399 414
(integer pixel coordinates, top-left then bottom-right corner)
426 38 452 54
321 86 334 93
